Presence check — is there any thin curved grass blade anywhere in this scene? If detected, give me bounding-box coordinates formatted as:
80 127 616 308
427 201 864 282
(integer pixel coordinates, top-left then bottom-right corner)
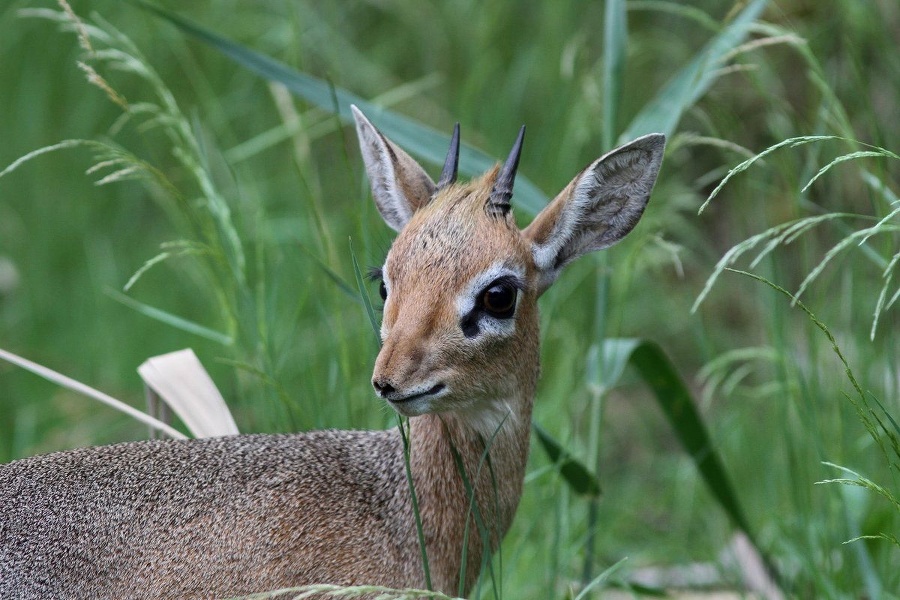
123 242 210 292
300 245 359 301
699 135 840 213
396 416 433 592
724 268 900 467
801 150 897 193
533 424 602 497
0 139 91 179
872 251 900 339
349 239 381 348
0 348 186 440
628 1 722 32
544 337 776 581
818 462 900 513
573 556 629 600
105 288 233 345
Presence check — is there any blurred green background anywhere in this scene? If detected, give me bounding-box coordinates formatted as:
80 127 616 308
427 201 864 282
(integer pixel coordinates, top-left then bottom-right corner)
0 0 897 596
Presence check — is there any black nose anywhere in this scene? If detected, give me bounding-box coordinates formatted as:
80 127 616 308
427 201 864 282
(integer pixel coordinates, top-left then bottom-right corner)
372 379 395 397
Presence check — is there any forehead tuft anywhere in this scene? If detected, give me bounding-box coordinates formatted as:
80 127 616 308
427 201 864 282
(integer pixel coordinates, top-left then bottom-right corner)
384 170 526 287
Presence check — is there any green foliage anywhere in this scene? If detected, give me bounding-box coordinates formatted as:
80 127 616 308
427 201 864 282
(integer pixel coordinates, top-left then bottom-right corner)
1 0 898 597
698 134 900 342
727 269 900 557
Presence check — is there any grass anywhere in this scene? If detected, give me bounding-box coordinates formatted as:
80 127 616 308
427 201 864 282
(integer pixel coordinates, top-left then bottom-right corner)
1 0 898 597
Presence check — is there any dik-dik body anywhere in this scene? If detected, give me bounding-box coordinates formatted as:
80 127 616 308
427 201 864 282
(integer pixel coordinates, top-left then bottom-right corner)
0 106 664 598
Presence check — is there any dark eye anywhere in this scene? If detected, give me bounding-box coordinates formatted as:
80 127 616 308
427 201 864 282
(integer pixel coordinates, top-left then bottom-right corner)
367 267 388 302
480 281 517 318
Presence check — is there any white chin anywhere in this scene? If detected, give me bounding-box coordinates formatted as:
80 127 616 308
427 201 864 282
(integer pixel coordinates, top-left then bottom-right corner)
388 397 432 417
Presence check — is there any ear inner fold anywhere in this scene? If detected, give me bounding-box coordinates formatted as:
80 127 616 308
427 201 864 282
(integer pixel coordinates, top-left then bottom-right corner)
352 105 436 231
523 133 665 292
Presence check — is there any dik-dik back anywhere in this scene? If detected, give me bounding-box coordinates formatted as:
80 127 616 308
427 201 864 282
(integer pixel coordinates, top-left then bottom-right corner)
0 106 664 598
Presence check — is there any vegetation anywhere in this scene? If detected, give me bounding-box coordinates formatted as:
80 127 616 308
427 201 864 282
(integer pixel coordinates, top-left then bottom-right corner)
0 0 897 597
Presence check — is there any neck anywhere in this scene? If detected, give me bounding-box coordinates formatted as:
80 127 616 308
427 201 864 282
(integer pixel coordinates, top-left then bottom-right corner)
406 386 534 594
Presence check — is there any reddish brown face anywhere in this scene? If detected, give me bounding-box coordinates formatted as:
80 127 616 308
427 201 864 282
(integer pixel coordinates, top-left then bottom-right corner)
353 105 665 430
371 174 539 424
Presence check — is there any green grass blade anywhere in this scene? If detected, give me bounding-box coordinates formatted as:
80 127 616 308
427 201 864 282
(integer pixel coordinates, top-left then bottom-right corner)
699 135 841 213
301 247 360 301
801 150 896 193
870 265 895 341
581 338 767 584
396 416 433 592
863 169 900 206
574 557 629 600
452 415 508 598
818 463 900 516
620 0 768 142
870 395 900 439
444 429 499 599
105 288 234 345
134 0 550 215
124 250 177 292
594 337 641 393
533 424 602 497
622 338 754 535
0 139 90 178
602 0 627 149
349 239 381 347
123 242 210 292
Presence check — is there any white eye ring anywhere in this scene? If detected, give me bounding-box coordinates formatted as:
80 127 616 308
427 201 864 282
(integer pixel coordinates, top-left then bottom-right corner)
456 263 525 338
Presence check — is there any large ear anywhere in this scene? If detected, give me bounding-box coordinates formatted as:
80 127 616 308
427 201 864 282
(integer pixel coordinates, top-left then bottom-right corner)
523 133 665 293
352 105 436 231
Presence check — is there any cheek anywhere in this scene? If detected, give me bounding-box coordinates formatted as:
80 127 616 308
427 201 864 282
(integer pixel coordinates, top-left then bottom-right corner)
444 327 518 381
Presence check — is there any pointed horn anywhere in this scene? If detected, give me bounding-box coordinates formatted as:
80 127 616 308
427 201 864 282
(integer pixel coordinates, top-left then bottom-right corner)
436 123 461 190
487 125 526 217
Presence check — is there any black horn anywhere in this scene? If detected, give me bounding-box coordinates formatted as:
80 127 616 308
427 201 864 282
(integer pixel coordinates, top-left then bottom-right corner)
436 123 461 190
487 125 526 217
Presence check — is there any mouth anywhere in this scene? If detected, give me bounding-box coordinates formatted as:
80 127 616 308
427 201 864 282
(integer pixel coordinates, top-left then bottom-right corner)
389 383 446 404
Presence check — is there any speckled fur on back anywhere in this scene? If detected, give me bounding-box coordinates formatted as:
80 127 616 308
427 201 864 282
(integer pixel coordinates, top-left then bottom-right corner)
0 107 664 598
0 432 415 598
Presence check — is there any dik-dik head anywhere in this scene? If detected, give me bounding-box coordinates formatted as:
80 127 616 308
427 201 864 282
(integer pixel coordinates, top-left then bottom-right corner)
352 106 664 427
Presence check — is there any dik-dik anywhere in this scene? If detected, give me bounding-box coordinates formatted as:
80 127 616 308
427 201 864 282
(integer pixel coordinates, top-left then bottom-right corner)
0 106 664 598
